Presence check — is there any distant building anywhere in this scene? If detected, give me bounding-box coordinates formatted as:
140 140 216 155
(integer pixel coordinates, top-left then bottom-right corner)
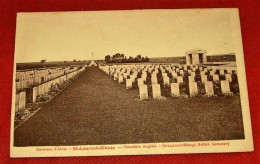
185 49 207 65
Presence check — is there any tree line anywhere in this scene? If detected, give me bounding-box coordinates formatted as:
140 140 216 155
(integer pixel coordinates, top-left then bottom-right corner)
105 53 149 63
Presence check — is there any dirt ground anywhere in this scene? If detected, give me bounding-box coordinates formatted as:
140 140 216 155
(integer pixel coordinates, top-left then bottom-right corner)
14 67 244 146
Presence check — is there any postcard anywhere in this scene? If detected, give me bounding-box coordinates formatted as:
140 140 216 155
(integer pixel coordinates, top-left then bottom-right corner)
10 9 253 157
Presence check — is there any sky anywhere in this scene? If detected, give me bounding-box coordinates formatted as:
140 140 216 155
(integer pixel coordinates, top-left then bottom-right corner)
15 9 239 63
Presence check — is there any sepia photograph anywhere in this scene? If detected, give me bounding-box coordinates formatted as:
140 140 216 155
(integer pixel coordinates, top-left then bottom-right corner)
10 9 253 157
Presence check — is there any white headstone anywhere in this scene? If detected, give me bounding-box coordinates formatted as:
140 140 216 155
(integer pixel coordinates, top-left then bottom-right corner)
171 72 177 78
139 85 148 100
163 77 170 86
189 82 198 97
19 91 26 111
200 71 205 75
220 69 225 75
33 87 38 103
205 81 214 96
137 78 144 87
221 80 231 94
142 75 147 82
130 75 136 83
188 76 195 82
152 73 157 79
162 73 168 78
152 77 158 84
201 75 207 83
180 70 184 75
171 83 180 97
126 79 132 89
152 84 161 99
213 74 219 82
227 68 232 74
123 73 128 79
177 76 183 84
118 75 124 84
225 74 232 82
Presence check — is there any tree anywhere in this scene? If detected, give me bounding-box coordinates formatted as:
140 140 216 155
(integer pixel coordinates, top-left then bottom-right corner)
105 55 111 63
134 54 142 62
144 56 149 62
136 54 142 60
128 56 134 63
40 59 46 68
73 59 77 62
40 59 46 64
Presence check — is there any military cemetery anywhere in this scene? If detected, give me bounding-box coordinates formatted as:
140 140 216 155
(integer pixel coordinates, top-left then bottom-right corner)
13 49 245 147
12 10 247 153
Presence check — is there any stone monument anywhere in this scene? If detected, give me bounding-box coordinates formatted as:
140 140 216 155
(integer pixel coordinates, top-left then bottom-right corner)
89 53 97 66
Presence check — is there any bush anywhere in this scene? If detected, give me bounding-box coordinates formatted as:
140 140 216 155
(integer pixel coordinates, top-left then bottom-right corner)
50 84 61 93
37 94 52 102
207 75 213 81
15 110 31 125
230 82 240 94
179 82 189 95
213 82 222 96
197 81 206 95
29 103 39 112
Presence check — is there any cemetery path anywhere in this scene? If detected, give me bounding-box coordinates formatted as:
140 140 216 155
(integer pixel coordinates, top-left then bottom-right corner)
14 67 244 146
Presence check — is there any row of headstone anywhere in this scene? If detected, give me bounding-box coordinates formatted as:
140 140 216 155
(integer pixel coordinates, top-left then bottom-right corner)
15 66 86 113
16 66 86 91
99 64 234 99
16 66 84 91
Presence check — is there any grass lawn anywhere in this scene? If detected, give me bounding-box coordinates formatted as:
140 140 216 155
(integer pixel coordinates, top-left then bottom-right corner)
14 67 244 146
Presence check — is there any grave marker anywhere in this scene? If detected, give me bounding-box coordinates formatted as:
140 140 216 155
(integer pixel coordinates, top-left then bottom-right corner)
137 78 144 87
177 76 183 84
189 82 198 96
205 81 214 96
33 87 38 103
152 77 158 84
163 76 170 86
171 83 180 97
201 75 207 83
225 74 232 82
19 92 26 111
152 84 161 99
118 75 124 84
220 69 225 75
221 80 231 94
188 76 195 82
126 79 132 89
139 85 148 100
213 74 219 82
